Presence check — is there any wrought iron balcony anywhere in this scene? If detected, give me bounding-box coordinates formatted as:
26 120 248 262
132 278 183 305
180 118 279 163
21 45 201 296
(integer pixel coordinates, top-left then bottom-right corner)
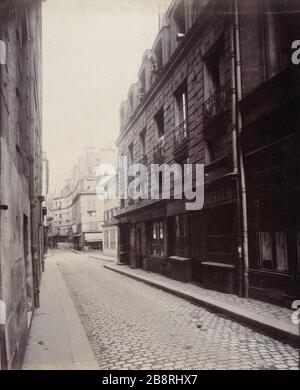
174 120 188 152
153 136 165 164
203 87 226 126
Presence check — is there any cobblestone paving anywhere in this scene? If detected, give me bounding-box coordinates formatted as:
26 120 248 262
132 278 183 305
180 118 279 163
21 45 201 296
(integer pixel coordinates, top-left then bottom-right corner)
56 252 299 370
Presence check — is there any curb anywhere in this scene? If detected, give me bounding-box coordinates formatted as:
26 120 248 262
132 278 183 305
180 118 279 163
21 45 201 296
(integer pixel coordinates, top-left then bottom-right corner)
89 255 116 263
104 264 300 348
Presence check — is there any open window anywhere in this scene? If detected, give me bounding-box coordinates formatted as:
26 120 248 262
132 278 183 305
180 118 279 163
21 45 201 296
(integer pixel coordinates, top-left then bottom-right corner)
174 82 188 150
203 38 226 124
153 39 163 74
150 220 165 257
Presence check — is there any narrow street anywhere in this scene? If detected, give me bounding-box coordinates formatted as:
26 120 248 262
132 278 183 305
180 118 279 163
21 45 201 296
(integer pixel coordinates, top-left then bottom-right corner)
25 250 299 370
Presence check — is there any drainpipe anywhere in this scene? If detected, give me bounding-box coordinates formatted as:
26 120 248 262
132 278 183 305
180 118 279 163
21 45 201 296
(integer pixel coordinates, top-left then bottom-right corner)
230 2 243 297
233 0 249 297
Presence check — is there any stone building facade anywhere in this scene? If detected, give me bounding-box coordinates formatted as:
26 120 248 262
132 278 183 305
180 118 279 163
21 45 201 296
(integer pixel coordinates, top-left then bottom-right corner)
0 0 44 369
47 147 117 251
116 0 300 307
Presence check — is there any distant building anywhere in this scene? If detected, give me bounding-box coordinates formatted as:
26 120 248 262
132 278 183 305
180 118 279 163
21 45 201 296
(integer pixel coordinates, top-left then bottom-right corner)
47 147 116 251
0 0 45 369
72 178 104 251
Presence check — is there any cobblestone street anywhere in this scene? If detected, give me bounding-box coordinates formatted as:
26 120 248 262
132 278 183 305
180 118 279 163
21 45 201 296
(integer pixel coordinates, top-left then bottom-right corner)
53 251 299 370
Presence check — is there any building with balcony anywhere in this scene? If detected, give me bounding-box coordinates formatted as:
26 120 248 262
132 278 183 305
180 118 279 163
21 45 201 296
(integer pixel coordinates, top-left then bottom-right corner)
115 0 300 307
47 147 116 251
238 0 300 306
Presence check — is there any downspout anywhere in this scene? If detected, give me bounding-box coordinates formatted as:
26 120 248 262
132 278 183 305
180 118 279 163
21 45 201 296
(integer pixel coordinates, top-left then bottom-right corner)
234 0 249 297
230 2 243 296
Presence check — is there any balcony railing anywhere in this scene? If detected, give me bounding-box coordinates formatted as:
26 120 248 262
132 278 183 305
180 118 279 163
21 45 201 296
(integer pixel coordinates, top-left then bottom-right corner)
174 120 188 151
153 136 165 164
203 87 226 125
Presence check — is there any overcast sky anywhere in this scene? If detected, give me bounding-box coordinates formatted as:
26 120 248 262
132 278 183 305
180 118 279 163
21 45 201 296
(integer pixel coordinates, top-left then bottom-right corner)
43 0 169 192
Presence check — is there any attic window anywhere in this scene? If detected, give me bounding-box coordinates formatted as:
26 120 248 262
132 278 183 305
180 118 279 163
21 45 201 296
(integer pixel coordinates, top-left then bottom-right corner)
154 39 163 72
139 69 146 95
173 1 186 36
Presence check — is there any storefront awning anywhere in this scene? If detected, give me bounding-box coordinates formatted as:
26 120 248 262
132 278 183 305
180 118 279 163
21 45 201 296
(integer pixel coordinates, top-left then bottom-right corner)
84 233 103 242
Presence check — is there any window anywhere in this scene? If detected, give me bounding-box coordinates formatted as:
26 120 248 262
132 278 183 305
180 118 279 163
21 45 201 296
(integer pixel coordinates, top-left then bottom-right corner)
170 215 189 257
150 220 164 256
205 134 227 164
139 68 146 96
174 83 188 148
203 39 226 124
256 174 289 273
203 40 225 100
87 211 96 217
174 83 187 127
154 108 164 138
128 143 134 165
153 109 165 163
139 129 146 158
173 1 186 36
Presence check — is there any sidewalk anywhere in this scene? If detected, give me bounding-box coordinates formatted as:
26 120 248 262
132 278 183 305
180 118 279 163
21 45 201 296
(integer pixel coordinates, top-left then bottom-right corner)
23 256 99 370
104 263 299 346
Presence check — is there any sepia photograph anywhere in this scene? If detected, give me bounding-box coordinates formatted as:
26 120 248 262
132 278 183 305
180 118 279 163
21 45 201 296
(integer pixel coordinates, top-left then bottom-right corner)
0 0 299 379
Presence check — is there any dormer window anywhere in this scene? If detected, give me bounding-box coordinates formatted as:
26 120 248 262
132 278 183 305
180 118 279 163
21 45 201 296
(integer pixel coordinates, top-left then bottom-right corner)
154 108 164 139
128 93 134 117
139 69 146 100
173 1 186 38
153 39 163 73
128 143 134 165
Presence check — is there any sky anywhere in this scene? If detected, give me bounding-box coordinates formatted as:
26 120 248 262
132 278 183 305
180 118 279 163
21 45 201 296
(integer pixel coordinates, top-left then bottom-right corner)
43 0 169 192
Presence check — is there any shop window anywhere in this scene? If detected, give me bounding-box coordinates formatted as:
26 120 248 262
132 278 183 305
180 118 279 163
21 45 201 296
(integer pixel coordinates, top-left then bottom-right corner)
256 175 289 273
170 215 189 257
154 109 165 163
150 220 164 256
174 82 187 128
